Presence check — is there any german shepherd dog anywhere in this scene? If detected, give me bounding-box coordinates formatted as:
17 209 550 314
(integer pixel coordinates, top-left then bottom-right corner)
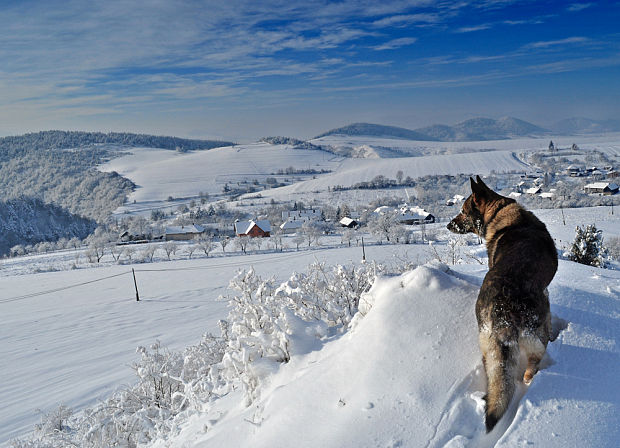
447 176 557 432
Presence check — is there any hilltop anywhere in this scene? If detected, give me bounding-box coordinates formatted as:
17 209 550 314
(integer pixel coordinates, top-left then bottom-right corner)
315 117 620 141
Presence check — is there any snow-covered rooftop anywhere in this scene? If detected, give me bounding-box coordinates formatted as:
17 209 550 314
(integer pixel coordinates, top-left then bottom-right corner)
164 224 205 235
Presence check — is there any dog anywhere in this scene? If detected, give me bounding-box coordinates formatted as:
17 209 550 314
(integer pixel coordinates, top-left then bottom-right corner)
447 175 557 433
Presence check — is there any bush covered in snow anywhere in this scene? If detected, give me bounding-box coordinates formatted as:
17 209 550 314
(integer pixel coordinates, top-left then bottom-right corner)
12 261 382 447
567 224 608 268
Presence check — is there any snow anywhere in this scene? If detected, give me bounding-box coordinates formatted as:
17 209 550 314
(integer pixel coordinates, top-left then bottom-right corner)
97 134 620 217
165 224 205 235
2 208 619 446
151 257 619 448
98 143 341 212
255 150 528 197
0 245 414 445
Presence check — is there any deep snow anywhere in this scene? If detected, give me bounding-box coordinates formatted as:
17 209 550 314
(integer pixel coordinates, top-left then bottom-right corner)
150 259 619 448
2 205 619 446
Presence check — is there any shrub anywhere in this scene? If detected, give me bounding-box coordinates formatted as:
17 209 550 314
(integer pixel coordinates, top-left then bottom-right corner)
568 224 608 268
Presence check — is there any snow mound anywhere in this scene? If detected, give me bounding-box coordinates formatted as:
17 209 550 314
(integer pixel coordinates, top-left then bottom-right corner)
159 259 620 448
166 263 482 447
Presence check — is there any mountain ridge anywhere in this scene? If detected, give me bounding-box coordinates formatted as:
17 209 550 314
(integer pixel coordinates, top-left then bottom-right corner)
315 116 618 141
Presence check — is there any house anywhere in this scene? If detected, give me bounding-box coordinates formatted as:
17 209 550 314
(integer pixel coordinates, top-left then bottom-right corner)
165 224 205 241
539 192 555 200
397 205 435 225
280 217 308 234
339 217 358 228
590 169 604 180
374 204 435 225
234 220 271 237
584 182 619 195
567 165 584 177
515 180 527 193
508 192 522 199
525 186 542 195
445 194 465 206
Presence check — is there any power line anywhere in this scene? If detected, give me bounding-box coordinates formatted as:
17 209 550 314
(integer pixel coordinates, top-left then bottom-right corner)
0 271 131 304
0 250 311 304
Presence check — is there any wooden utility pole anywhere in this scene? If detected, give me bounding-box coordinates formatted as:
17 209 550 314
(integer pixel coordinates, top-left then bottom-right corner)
132 268 140 301
361 237 366 262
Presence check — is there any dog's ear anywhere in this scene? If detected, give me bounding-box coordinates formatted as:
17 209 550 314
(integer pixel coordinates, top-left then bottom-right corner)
470 176 487 197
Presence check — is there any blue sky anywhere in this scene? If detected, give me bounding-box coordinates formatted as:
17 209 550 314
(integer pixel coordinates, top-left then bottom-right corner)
1 0 619 141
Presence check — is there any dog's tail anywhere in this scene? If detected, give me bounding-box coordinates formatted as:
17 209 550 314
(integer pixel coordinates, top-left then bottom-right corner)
484 328 519 433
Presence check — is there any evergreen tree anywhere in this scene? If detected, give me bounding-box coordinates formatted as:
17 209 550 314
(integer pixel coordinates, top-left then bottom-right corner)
568 224 607 267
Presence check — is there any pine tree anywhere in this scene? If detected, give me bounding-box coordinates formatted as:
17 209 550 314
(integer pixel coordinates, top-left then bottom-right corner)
568 224 607 267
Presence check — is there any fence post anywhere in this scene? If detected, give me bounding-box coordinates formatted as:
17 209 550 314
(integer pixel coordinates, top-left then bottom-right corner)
361 237 366 262
132 268 140 301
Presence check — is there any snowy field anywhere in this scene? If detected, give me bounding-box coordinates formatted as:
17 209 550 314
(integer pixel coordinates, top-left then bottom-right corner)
99 143 343 215
98 134 620 218
0 243 414 445
2 206 619 446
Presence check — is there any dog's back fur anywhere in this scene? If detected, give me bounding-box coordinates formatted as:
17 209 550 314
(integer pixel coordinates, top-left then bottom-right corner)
447 176 557 432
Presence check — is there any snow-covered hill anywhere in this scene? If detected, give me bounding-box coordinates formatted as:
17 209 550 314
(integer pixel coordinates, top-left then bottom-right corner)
316 122 432 141
254 150 528 198
316 117 549 142
99 142 342 214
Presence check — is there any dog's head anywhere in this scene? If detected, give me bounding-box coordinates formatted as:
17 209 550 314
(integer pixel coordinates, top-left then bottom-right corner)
447 175 494 236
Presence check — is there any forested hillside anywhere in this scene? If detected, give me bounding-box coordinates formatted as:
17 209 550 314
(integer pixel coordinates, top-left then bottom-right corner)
0 197 96 255
0 144 134 222
0 130 233 154
0 131 233 223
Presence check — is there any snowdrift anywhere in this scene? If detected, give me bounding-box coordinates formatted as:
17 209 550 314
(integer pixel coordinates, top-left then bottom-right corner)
160 261 620 448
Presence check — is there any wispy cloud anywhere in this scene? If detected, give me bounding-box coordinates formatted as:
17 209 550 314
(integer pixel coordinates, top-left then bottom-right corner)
373 37 417 51
567 3 593 12
371 13 443 28
523 36 590 49
455 24 492 33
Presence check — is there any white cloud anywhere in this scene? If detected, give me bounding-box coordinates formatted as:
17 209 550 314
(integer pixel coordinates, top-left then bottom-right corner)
567 3 593 12
524 36 590 49
454 23 492 33
373 37 417 51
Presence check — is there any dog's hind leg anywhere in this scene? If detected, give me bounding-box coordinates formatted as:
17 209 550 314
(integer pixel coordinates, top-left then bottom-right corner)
520 332 547 385
522 298 552 385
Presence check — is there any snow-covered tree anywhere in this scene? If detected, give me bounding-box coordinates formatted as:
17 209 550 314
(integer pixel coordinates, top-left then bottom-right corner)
235 235 251 254
163 241 178 260
195 234 215 257
568 224 608 267
219 236 230 253
302 220 322 247
368 211 398 243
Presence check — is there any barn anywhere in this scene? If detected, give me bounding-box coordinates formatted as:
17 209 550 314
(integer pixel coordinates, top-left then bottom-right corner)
164 224 205 241
234 220 271 237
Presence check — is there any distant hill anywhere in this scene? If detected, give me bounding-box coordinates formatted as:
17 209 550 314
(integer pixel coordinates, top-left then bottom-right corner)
412 124 471 141
315 123 433 141
316 117 549 142
0 130 233 153
446 116 549 141
551 117 620 135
